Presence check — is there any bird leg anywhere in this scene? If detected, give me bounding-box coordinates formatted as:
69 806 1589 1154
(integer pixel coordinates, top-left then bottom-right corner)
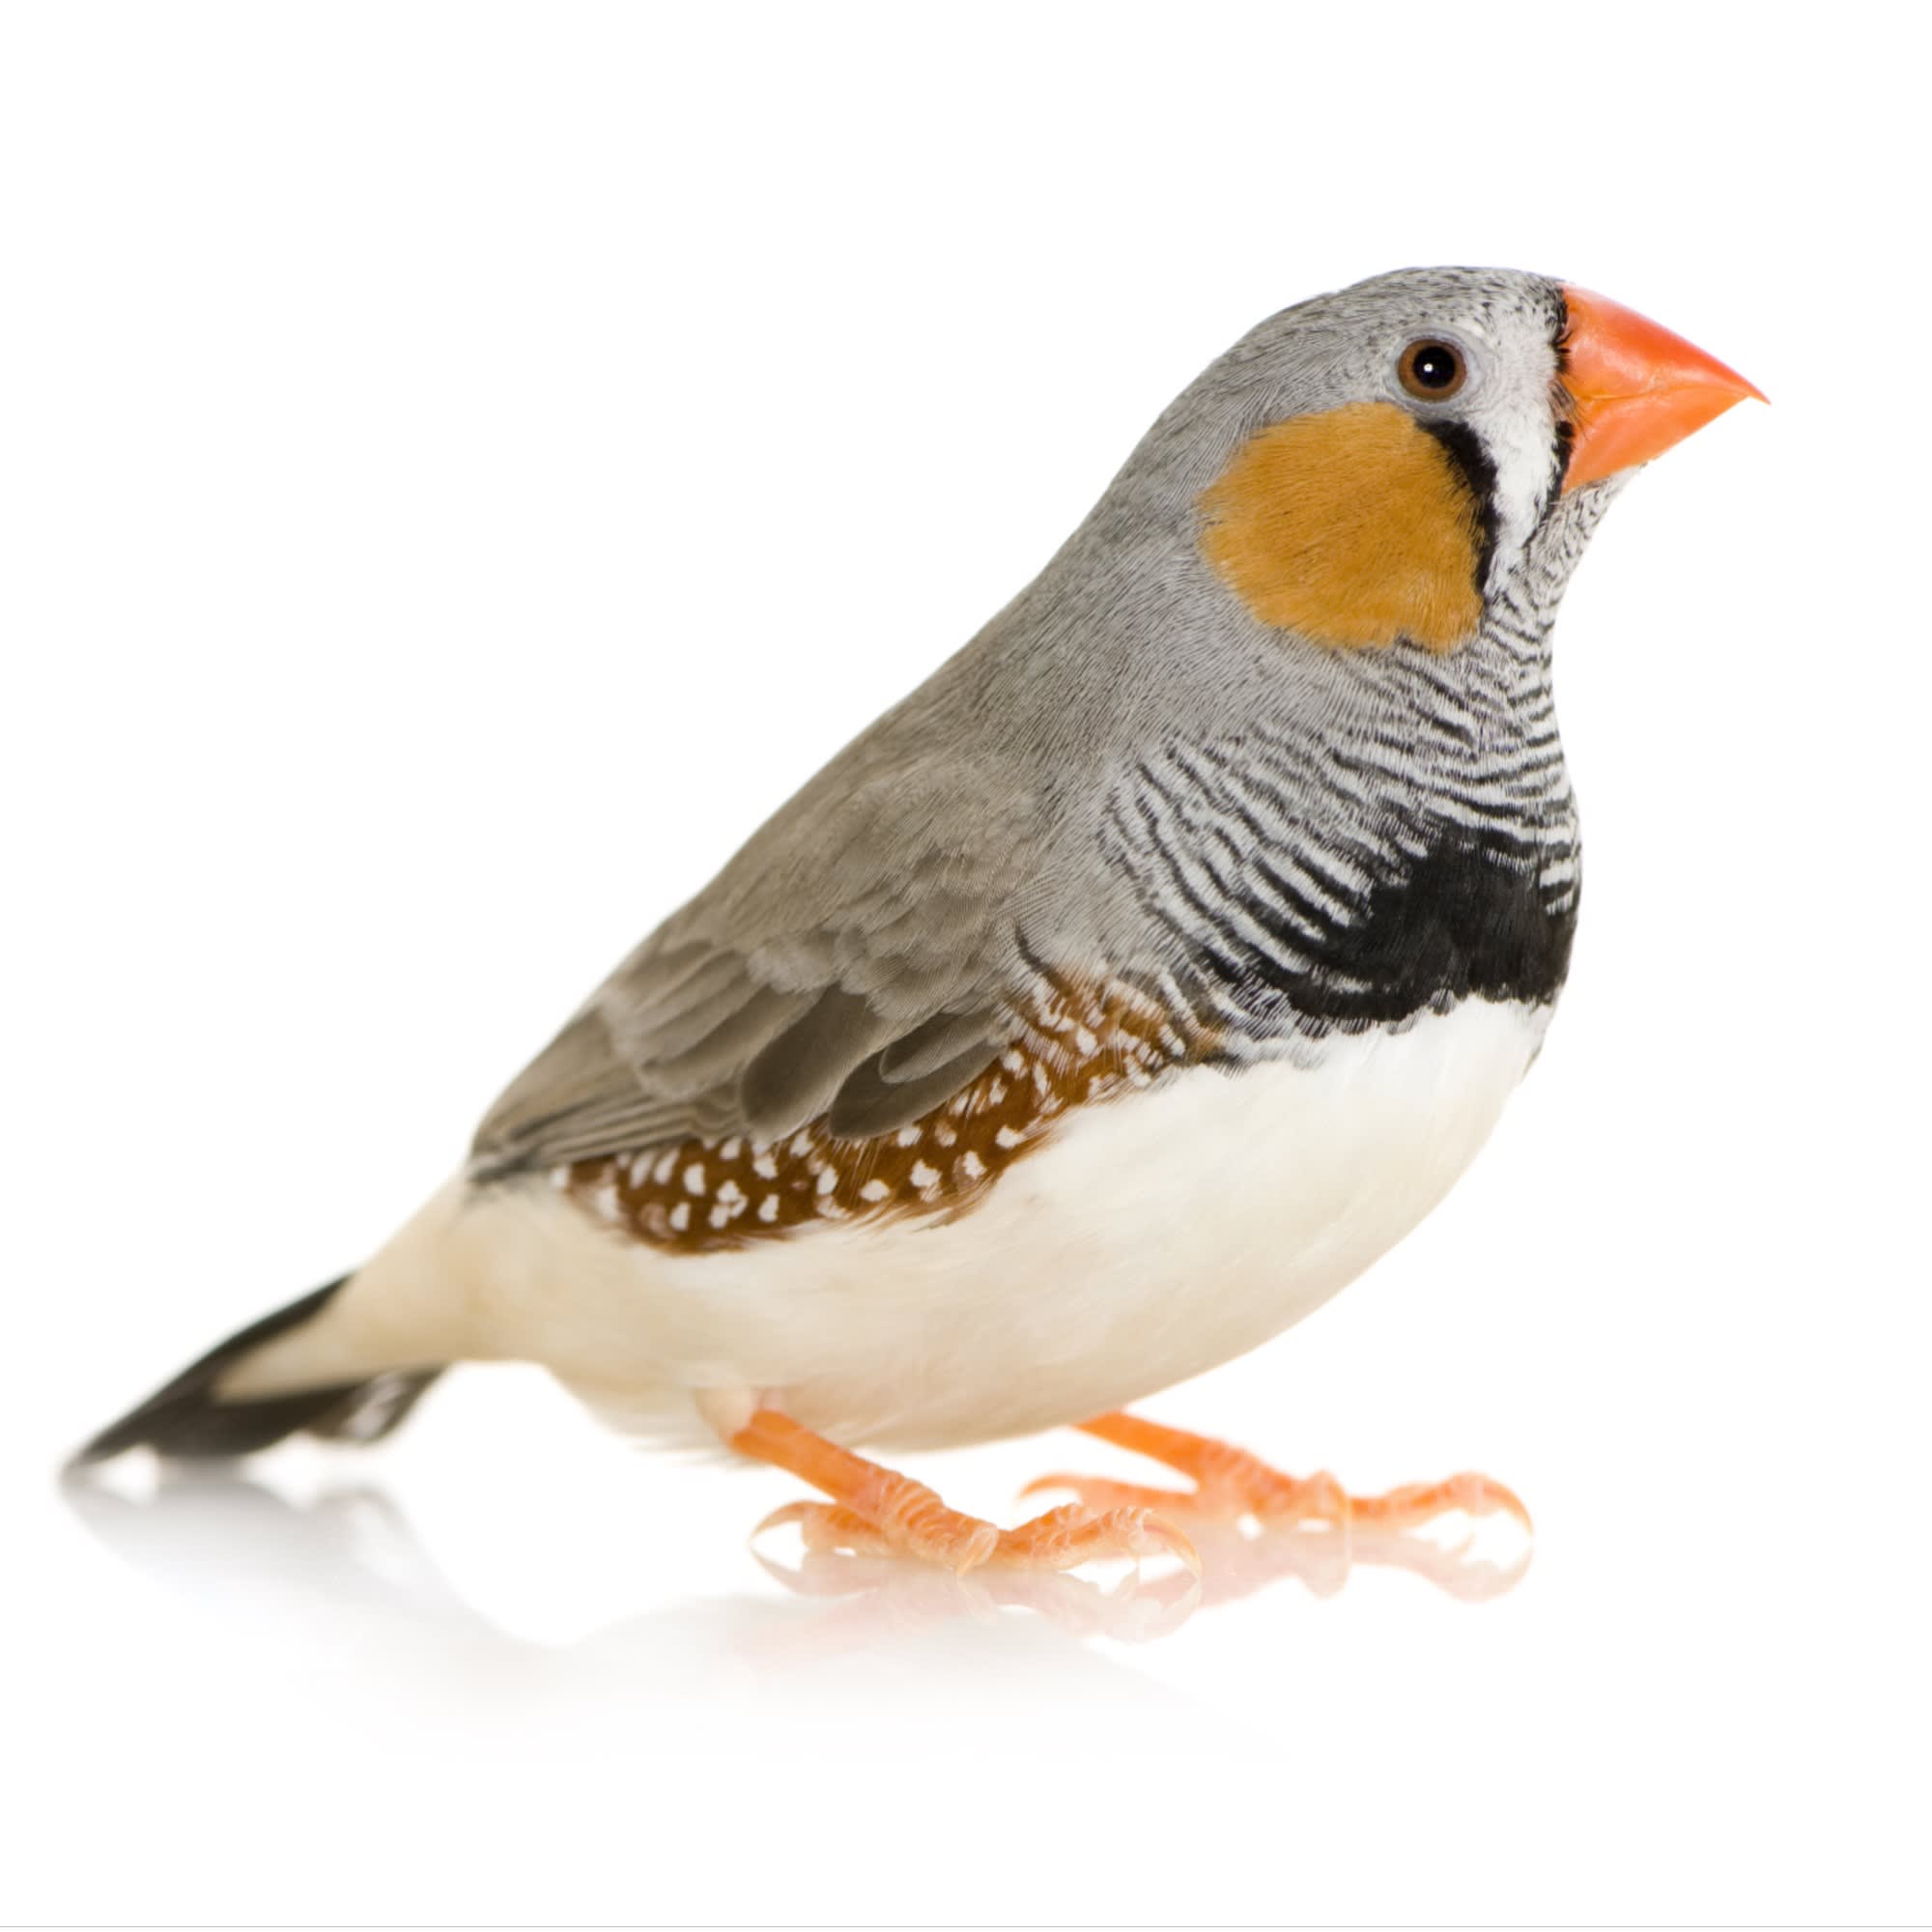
731 1407 1199 1577
1022 1410 1531 1533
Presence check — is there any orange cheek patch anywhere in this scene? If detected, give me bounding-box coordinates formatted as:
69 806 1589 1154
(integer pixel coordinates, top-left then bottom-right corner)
1199 400 1485 653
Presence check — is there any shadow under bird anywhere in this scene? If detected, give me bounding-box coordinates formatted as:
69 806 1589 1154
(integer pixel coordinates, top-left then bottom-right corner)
74 267 1762 1575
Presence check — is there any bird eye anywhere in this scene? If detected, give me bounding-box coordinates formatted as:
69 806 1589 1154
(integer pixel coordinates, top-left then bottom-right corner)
1398 339 1467 401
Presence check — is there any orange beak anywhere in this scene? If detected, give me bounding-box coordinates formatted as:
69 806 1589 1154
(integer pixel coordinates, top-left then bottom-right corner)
1558 286 1765 493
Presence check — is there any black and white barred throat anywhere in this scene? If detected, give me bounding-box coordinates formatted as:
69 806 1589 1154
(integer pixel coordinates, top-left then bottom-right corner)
1102 484 1621 1047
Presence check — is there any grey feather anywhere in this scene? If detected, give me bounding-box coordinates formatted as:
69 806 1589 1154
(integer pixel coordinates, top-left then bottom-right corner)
828 1035 1002 1139
469 268 1623 1181
470 756 1048 1174
876 1009 1002 1083
739 988 900 1140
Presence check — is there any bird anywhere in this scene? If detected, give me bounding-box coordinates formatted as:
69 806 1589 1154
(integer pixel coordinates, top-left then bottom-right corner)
72 266 1763 1576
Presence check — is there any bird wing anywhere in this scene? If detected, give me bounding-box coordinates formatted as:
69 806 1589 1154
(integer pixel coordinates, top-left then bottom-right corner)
469 751 1049 1178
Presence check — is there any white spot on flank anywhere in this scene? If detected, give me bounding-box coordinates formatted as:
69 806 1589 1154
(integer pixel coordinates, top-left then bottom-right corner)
708 1204 731 1229
683 1163 707 1196
668 1201 692 1233
652 1150 678 1186
592 1179 622 1222
987 1079 1007 1103
1002 1049 1026 1074
995 1124 1024 1149
934 1122 957 1147
859 1178 891 1203
815 1167 838 1196
910 1160 939 1189
758 1194 780 1222
715 1179 745 1208
753 1151 779 1179
790 1132 814 1157
895 1125 922 1147
721 1137 743 1161
959 1150 987 1180
1074 1026 1099 1057
628 1153 652 1187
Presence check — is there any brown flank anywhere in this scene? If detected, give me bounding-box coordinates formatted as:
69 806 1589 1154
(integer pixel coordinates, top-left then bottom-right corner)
556 979 1205 1255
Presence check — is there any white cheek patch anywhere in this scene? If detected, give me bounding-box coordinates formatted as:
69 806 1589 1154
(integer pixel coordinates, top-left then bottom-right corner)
1454 321 1563 586
1475 393 1562 576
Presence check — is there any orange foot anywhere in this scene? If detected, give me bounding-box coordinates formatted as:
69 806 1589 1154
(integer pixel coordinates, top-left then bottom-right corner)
1023 1411 1532 1534
733 1408 1199 1577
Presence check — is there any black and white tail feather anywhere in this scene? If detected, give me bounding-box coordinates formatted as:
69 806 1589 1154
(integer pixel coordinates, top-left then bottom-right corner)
70 1278 440 1467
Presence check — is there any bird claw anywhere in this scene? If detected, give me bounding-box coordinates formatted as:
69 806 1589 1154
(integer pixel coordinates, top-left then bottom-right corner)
1020 1463 1353 1527
753 1494 1197 1578
1346 1470 1532 1534
1031 1413 1535 1536
988 1500 1201 1577
732 1407 1515 1613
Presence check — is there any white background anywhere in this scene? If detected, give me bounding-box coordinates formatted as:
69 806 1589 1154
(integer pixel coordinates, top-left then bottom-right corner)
4 4 1927 1924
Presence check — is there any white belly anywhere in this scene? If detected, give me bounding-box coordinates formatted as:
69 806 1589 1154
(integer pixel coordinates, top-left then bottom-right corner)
332 996 1546 1452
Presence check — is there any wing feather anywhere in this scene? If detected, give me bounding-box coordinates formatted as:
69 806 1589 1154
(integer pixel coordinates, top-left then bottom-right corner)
469 751 1047 1178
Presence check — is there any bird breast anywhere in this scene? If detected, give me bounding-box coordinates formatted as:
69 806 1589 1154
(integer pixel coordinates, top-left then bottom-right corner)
404 994 1548 1452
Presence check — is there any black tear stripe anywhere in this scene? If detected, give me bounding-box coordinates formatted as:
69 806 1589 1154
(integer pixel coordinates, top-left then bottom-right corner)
1180 825 1577 1036
1419 418 1501 596
1550 416 1577 497
1549 286 1578 495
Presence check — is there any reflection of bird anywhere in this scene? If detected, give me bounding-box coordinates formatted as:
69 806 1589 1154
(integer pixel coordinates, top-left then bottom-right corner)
73 269 1760 1576
62 1463 1525 1675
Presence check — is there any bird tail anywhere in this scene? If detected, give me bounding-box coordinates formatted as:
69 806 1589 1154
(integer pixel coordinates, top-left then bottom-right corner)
69 1276 443 1467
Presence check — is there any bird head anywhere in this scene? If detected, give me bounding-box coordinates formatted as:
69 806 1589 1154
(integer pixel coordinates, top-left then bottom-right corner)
1116 266 1763 659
